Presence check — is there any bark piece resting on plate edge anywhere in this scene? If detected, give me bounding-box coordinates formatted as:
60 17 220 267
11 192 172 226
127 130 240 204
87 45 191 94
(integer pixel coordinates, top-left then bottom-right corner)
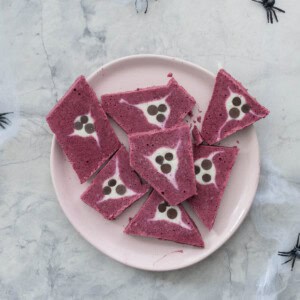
101 77 196 134
81 145 149 220
125 190 204 248
187 145 239 230
129 124 197 206
46 76 120 183
200 69 269 145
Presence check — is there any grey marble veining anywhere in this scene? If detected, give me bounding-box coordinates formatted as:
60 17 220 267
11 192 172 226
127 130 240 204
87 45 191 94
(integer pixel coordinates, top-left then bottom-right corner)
0 0 300 299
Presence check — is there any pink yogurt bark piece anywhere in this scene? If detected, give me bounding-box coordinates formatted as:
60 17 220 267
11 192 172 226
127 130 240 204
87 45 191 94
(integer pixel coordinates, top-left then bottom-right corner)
101 78 196 134
187 145 239 230
47 76 120 183
125 191 204 248
201 69 270 145
129 124 197 206
81 146 149 220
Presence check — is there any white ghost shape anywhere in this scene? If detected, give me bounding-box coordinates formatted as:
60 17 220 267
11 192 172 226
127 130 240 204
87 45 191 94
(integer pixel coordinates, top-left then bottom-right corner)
151 201 191 230
70 113 100 146
146 142 180 189
97 158 136 202
120 94 171 128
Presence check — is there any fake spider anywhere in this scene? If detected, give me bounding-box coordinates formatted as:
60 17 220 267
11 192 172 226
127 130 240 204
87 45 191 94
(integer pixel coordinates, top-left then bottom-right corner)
252 0 285 24
278 233 300 271
0 112 12 129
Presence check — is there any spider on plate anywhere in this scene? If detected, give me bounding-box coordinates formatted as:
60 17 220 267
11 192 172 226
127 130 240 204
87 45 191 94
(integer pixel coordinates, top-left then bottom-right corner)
0 112 12 129
278 233 300 271
252 0 285 24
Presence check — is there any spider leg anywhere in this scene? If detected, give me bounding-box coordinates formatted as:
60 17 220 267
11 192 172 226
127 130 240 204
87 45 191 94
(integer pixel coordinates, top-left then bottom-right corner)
266 9 270 23
291 257 296 271
282 257 294 265
269 9 273 24
278 252 292 257
251 0 263 3
272 9 278 22
273 6 285 13
144 0 148 14
297 233 300 247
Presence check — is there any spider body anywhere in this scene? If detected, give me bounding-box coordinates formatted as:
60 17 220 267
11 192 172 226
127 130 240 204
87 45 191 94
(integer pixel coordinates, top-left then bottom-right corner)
0 112 12 129
278 233 300 271
252 0 285 24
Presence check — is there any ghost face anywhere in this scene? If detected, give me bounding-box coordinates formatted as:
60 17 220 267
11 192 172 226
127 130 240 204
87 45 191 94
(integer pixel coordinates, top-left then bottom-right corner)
225 92 251 121
151 201 191 230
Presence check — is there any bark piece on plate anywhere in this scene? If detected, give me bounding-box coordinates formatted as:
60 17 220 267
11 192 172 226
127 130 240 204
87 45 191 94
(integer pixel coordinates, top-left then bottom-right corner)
124 191 204 248
101 78 196 134
201 69 269 145
129 124 197 206
187 145 239 230
46 76 121 183
81 146 149 220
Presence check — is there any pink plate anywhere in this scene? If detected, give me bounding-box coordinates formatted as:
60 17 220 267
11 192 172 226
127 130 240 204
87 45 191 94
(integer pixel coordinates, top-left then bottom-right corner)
50 55 260 271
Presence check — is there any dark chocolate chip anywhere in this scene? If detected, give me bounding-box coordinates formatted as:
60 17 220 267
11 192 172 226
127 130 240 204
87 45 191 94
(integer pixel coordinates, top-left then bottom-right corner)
229 108 240 119
103 186 111 195
74 121 83 130
108 179 117 187
85 123 95 134
155 155 164 165
147 105 158 116
158 202 167 213
80 115 88 124
158 104 167 112
167 208 178 219
194 165 201 175
201 159 212 170
232 97 241 106
165 152 173 161
241 104 250 113
202 174 211 182
161 164 171 174
116 184 126 195
156 114 166 122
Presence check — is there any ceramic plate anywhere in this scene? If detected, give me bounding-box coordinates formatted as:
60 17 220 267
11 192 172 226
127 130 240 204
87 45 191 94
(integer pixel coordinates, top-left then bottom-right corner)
50 55 259 271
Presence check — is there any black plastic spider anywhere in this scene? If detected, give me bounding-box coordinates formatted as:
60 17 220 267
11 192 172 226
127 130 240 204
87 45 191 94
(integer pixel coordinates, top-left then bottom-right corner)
252 0 285 24
278 233 300 271
0 112 12 129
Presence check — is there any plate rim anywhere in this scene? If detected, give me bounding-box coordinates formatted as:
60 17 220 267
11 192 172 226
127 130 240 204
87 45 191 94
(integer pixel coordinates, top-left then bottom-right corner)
50 54 260 271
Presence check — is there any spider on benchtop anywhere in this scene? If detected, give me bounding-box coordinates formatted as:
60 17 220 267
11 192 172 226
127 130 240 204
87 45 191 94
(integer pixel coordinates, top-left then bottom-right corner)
0 112 12 130
252 0 285 24
278 233 300 271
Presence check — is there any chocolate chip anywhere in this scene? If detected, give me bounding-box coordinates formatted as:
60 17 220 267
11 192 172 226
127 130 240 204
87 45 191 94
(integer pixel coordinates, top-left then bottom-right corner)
81 115 88 124
103 186 111 195
167 208 178 219
155 155 164 165
156 114 165 122
74 121 83 130
232 97 241 106
165 152 173 161
147 105 158 116
116 184 126 195
201 159 212 170
161 164 171 174
241 104 250 113
108 179 117 187
202 174 211 182
85 123 95 134
158 202 167 213
229 108 240 119
194 165 200 175
158 104 167 112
